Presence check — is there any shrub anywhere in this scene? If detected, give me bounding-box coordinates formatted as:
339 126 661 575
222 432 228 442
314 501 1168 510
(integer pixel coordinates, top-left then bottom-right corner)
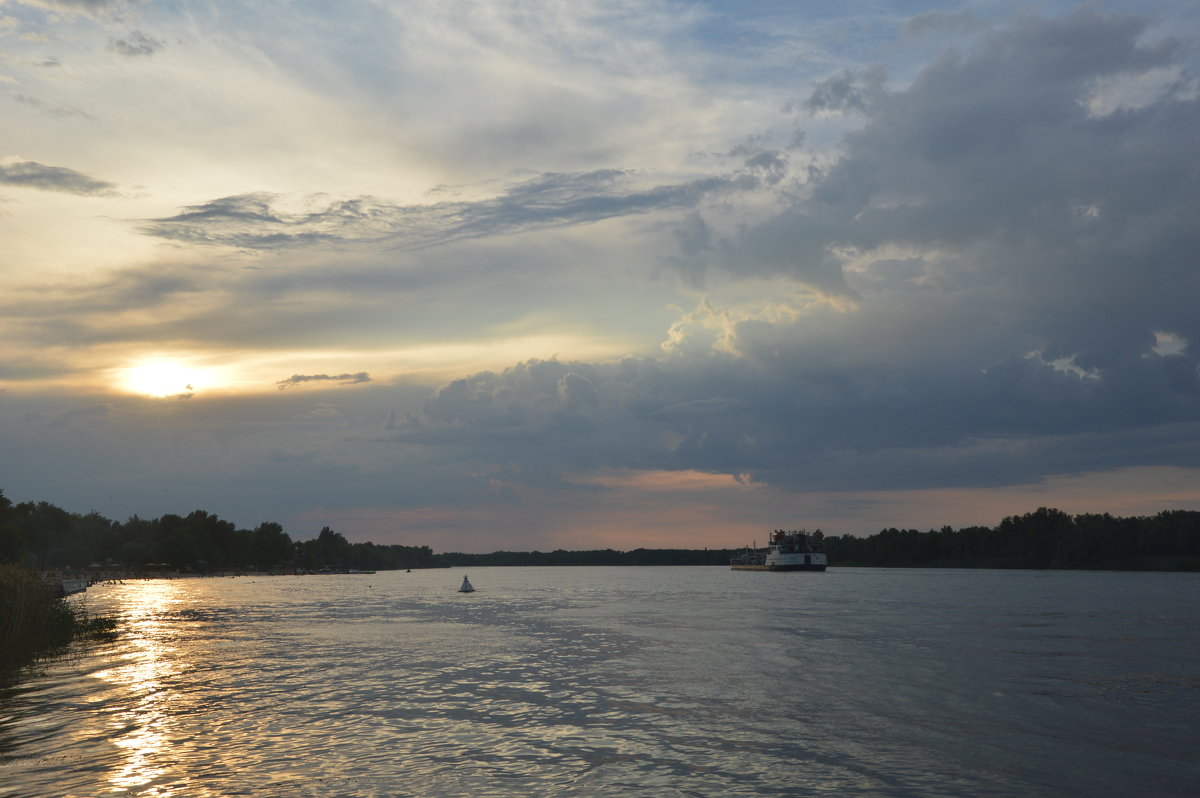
0 564 113 680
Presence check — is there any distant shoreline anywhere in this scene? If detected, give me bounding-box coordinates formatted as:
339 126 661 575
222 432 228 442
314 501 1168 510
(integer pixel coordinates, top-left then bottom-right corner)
5 492 1199 576
435 553 1200 572
438 508 1200 571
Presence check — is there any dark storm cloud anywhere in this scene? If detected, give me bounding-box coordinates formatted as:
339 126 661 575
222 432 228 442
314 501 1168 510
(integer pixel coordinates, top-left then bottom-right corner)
399 333 1199 492
0 160 115 195
139 169 759 251
390 9 1200 493
276 372 371 390
692 8 1199 347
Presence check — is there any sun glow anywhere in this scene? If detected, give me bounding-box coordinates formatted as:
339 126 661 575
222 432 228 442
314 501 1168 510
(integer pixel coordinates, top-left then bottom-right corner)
120 359 212 397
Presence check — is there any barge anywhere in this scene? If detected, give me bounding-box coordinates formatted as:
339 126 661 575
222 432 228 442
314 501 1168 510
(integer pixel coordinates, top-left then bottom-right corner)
731 529 827 571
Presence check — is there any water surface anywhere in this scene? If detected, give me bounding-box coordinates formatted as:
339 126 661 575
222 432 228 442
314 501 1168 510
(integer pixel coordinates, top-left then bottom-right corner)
1 567 1196 796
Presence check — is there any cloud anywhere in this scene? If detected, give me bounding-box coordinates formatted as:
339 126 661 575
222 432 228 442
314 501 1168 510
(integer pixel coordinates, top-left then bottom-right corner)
276 372 372 390
138 169 759 251
12 0 149 18
1 5 1197 543
903 10 981 37
46 403 112 426
13 94 94 119
385 8 1200 494
685 8 1198 343
108 30 164 57
397 317 1200 493
0 159 114 194
804 67 886 114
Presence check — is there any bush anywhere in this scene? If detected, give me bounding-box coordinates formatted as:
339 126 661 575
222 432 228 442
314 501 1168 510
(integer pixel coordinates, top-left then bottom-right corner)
0 564 114 680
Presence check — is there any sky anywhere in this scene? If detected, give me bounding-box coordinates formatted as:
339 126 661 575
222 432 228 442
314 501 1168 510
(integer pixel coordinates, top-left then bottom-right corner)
2 0 1199 552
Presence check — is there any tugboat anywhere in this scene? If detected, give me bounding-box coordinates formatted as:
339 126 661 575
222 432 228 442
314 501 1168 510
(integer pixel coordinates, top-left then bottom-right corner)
731 530 827 571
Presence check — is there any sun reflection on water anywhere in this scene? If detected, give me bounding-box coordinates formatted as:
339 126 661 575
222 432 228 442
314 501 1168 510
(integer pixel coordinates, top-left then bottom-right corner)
91 580 183 794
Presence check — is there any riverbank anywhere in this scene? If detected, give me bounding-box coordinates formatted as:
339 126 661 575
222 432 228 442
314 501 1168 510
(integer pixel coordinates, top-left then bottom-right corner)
0 564 116 686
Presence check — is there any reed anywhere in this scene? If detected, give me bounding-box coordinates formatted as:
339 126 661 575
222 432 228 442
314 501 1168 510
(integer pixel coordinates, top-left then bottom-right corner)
0 564 115 681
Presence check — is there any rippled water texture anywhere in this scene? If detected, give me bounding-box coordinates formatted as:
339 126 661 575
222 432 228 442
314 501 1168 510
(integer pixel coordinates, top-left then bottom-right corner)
2 567 1198 797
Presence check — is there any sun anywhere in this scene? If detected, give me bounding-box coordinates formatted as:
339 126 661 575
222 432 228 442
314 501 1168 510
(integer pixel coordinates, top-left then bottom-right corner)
120 359 203 397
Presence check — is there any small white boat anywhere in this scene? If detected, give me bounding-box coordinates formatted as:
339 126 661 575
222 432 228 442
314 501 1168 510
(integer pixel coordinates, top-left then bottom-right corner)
458 575 475 593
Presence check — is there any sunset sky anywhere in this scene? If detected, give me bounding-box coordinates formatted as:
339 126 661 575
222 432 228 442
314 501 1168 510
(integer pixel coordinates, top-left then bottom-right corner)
2 0 1198 552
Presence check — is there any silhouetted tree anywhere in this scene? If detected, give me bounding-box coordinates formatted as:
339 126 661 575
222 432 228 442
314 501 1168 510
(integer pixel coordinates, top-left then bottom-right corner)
249 522 292 570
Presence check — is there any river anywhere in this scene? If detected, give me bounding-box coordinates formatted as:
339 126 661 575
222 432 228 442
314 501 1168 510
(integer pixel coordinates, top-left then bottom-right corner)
1 567 1197 797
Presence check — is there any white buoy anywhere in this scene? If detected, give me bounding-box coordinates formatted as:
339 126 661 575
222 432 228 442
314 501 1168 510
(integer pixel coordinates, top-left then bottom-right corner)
459 575 475 593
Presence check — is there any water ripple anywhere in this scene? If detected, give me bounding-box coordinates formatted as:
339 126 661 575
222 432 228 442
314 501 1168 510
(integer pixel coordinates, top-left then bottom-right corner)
1 568 1198 797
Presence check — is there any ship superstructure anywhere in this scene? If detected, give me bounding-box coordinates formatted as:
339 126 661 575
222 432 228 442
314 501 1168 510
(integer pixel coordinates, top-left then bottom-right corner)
730 529 827 571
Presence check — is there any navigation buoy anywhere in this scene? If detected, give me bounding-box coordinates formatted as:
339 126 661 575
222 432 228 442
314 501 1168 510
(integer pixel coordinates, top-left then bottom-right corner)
459 575 475 593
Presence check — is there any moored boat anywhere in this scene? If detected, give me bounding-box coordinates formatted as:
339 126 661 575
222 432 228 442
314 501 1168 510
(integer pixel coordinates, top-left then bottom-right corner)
59 578 88 596
731 529 827 571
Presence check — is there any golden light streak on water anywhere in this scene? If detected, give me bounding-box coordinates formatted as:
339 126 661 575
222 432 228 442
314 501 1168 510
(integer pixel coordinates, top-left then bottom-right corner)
90 580 182 794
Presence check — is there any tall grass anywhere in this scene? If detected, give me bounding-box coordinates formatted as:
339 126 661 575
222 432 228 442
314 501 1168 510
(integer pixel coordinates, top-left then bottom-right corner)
0 564 115 682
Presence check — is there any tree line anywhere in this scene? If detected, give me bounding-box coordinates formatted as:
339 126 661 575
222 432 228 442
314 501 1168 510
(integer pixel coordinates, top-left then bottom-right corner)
443 507 1200 570
822 507 1200 569
439 547 738 567
4 489 1198 572
0 490 442 572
